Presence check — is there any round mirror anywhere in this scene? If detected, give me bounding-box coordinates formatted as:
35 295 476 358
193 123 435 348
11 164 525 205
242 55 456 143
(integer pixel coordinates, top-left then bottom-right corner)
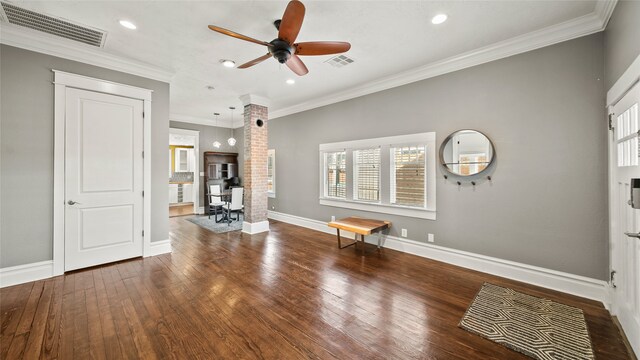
439 130 495 176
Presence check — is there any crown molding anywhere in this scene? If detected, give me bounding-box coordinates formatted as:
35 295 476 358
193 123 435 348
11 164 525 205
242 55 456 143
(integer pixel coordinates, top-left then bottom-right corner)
0 22 174 83
270 0 617 119
594 0 618 30
239 94 271 108
170 113 243 129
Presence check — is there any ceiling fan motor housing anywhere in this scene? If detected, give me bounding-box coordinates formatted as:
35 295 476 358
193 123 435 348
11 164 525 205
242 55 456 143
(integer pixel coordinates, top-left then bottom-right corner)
269 39 293 63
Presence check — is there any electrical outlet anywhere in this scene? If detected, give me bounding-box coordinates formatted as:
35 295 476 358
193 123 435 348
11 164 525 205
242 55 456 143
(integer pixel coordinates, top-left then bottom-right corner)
271 205 275 210
331 216 335 222
401 229 407 237
428 233 435 243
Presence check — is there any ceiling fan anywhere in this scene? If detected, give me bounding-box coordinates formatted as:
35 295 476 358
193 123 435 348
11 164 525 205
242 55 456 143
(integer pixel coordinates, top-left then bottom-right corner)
208 0 351 76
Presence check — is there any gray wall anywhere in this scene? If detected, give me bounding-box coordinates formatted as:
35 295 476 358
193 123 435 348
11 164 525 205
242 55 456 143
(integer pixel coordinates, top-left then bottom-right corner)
1 45 170 268
604 0 640 89
169 121 244 206
268 33 608 280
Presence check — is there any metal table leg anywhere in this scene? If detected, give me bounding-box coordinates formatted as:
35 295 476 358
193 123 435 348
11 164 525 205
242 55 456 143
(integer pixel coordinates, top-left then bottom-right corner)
337 229 357 249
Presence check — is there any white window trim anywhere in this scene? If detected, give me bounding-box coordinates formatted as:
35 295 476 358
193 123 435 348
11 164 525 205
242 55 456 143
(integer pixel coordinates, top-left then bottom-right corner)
319 132 436 220
267 149 276 198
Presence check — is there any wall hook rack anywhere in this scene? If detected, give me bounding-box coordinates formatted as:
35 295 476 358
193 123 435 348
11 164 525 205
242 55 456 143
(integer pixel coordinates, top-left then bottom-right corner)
487 176 492 181
456 181 461 186
443 175 448 179
471 181 476 186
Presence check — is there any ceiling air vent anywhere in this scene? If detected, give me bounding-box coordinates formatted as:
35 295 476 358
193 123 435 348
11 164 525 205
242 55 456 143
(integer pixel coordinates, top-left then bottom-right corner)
0 2 106 47
325 54 354 68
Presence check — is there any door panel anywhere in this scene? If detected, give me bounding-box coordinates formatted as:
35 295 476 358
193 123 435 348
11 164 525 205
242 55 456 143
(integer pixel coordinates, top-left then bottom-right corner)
612 82 640 356
80 100 135 192
65 88 143 271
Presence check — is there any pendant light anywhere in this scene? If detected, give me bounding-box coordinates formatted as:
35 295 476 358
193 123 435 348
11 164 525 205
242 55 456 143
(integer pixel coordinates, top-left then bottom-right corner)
227 106 237 147
212 113 221 148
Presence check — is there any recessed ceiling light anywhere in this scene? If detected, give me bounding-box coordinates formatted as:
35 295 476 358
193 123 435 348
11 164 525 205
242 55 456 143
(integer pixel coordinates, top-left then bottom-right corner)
119 20 137 30
221 60 235 68
431 14 447 25
286 79 295 85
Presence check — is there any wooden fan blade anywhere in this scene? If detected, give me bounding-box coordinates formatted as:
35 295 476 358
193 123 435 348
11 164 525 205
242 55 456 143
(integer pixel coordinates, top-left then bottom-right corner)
278 0 305 44
238 53 272 69
286 54 309 76
208 25 272 47
295 41 351 56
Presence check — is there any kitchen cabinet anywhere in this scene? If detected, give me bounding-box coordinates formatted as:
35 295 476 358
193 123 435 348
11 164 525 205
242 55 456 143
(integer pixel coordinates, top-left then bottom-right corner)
169 184 179 204
183 184 193 203
175 148 194 172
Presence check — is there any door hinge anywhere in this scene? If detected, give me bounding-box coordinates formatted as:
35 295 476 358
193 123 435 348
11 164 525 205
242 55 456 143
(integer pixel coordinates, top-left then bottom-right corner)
142 151 144 158
610 270 617 288
608 113 615 131
142 191 144 197
142 111 145 119
142 230 144 237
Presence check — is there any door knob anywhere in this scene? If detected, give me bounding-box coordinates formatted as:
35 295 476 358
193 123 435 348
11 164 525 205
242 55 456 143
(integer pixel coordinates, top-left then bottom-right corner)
624 232 640 239
67 200 81 205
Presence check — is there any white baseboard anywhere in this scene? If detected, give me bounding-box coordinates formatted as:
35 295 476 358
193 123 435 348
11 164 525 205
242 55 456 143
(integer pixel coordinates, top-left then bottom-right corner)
0 260 54 288
242 220 270 234
267 211 609 305
146 239 172 257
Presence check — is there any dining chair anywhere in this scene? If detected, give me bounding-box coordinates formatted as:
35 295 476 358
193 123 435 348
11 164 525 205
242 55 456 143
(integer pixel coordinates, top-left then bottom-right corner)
207 184 225 222
222 187 244 225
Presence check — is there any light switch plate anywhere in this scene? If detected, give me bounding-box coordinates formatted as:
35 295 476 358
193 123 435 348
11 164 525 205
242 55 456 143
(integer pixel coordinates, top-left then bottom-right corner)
401 229 407 237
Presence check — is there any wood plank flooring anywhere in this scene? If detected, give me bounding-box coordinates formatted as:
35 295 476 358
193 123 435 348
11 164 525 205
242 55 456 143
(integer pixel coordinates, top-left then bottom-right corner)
169 203 194 217
0 216 633 359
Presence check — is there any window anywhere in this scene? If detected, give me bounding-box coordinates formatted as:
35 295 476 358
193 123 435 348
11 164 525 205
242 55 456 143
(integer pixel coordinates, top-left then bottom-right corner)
325 151 346 198
319 132 436 220
267 149 276 197
617 103 639 167
354 148 380 201
391 146 426 207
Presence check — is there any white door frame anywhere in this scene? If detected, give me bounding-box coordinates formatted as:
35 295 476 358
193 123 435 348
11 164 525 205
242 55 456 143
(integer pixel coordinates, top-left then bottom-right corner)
169 127 200 214
607 53 640 290
606 54 640 350
52 70 153 276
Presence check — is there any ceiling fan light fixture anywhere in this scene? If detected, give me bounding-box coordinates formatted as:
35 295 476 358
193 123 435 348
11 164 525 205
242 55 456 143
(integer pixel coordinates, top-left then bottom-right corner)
227 137 237 146
431 14 448 25
213 141 221 148
286 79 295 85
119 20 137 30
221 59 236 68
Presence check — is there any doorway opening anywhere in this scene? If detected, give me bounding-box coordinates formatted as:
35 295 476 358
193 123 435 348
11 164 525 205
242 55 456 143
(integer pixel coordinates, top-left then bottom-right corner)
169 128 200 217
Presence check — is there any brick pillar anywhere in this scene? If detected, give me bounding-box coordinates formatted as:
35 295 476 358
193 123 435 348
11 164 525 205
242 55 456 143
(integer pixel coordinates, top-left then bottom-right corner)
240 95 270 234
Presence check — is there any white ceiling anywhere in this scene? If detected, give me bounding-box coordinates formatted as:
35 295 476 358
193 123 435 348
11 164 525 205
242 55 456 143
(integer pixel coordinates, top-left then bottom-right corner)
7 0 602 126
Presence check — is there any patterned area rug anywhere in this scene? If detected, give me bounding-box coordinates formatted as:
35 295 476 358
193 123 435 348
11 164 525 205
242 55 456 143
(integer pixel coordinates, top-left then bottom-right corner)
187 215 243 233
459 283 594 360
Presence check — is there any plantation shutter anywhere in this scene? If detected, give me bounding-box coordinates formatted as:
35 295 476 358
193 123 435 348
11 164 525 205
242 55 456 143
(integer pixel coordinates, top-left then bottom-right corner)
326 151 346 198
391 145 426 207
354 148 381 201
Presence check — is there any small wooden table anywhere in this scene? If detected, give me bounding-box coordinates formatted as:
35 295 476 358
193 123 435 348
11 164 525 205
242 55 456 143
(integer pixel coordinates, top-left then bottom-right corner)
328 217 391 254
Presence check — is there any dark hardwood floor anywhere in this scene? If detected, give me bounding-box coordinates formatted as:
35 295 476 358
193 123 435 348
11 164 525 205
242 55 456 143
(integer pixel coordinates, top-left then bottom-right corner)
0 216 632 359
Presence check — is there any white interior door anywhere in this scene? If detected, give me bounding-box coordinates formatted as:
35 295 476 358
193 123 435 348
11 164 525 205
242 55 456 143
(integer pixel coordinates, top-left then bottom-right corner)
65 88 144 271
611 82 640 356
